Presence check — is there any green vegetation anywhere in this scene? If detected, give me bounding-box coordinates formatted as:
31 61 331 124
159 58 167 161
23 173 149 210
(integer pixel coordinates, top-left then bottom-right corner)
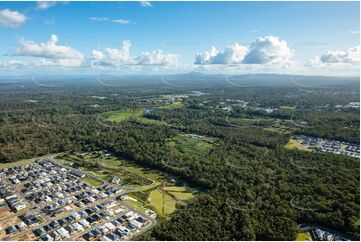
149 189 176 216
0 158 34 169
295 232 311 241
103 109 144 122
0 81 359 240
82 176 103 186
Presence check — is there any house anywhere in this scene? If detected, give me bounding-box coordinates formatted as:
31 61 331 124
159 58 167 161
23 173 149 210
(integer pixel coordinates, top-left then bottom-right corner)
34 227 46 237
70 169 85 178
56 227 70 238
49 220 60 229
99 236 112 241
6 226 18 235
106 232 119 241
104 222 116 230
48 231 61 241
78 219 90 228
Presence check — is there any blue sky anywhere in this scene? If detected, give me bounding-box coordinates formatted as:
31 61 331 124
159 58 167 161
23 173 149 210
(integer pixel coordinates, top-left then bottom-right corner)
0 1 359 76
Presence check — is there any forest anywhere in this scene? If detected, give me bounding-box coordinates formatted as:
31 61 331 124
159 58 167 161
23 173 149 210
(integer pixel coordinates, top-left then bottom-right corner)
0 80 359 240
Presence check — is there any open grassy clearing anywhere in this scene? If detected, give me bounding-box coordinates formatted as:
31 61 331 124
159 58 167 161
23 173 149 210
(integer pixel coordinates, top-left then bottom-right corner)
124 200 148 213
0 158 34 169
103 109 144 122
82 176 103 186
149 189 176 216
285 138 311 151
167 134 216 157
159 102 184 109
295 232 312 241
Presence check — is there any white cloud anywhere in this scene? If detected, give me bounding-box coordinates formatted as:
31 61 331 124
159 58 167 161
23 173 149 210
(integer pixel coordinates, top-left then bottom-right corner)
91 40 178 66
140 1 152 7
195 44 248 64
112 19 130 25
36 1 69 11
136 50 178 65
89 17 109 21
243 36 293 64
195 36 293 65
17 34 84 60
310 45 360 64
0 9 26 28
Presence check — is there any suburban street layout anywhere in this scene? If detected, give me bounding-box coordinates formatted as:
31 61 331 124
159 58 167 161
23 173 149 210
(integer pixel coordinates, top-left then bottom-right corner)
0 157 156 241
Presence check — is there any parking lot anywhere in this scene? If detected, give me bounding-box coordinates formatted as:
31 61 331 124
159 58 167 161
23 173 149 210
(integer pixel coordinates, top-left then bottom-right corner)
0 158 156 241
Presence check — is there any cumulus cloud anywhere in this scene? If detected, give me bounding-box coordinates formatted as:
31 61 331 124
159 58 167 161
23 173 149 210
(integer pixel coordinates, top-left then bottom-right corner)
243 36 293 64
140 1 152 7
17 34 84 60
91 40 178 66
195 36 293 65
195 44 248 64
112 19 130 24
310 45 360 65
0 9 26 28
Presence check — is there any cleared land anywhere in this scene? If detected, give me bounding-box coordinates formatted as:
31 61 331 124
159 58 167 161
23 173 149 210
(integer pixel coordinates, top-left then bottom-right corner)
82 176 103 186
0 158 34 169
148 189 176 216
295 232 312 241
285 138 311 151
104 110 143 122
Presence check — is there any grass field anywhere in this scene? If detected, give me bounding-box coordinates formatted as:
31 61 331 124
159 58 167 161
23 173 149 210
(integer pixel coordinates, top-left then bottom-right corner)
149 189 176 216
285 139 311 151
124 200 148 213
159 102 184 109
295 232 312 241
0 158 34 169
104 110 144 122
82 176 103 186
168 134 215 157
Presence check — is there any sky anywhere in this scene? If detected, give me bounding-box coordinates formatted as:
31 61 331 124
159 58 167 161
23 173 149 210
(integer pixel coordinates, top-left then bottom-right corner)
0 1 359 76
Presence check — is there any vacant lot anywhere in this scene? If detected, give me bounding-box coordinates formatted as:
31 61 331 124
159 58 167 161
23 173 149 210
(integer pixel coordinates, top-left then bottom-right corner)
82 176 103 187
104 110 143 122
0 158 34 169
149 189 176 216
285 138 311 151
167 134 216 157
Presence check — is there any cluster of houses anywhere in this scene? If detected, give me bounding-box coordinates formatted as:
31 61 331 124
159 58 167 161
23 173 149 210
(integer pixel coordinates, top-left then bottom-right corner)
5 213 43 235
0 184 28 212
31 201 148 241
83 211 148 241
0 157 154 241
335 102 360 109
294 135 360 158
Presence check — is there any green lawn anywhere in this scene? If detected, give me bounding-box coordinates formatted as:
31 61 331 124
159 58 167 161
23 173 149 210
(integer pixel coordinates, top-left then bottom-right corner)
82 176 103 187
124 200 148 213
149 189 176 216
104 110 143 122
